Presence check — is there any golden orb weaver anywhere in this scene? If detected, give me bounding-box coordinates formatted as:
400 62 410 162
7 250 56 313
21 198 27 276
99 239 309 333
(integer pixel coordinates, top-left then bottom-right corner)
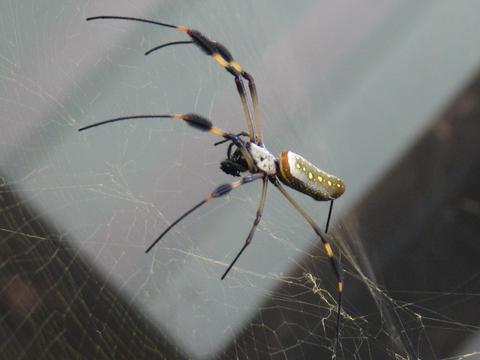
80 15 346 354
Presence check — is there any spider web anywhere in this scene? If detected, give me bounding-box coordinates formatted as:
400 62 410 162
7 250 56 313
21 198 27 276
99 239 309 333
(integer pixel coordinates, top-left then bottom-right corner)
1 1 480 359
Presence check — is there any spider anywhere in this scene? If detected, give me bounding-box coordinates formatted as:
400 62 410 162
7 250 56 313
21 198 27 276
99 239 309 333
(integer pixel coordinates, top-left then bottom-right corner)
80 15 346 353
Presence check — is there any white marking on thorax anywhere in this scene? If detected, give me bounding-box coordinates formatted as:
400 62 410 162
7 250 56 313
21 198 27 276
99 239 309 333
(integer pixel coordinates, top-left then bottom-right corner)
248 143 277 175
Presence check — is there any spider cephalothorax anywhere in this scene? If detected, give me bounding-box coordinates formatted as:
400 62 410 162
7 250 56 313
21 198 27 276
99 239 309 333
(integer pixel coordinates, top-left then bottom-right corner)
218 137 250 177
218 138 277 177
81 15 347 355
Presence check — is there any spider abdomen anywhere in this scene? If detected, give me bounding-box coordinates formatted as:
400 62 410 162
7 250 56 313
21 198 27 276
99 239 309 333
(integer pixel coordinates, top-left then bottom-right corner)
277 151 345 201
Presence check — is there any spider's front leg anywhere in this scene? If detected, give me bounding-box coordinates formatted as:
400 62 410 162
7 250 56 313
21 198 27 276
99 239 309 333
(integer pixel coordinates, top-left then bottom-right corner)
87 15 263 144
79 112 257 173
145 24 261 143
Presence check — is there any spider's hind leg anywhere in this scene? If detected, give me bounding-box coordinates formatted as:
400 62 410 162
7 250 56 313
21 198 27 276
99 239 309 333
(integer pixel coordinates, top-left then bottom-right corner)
325 200 334 233
272 178 344 355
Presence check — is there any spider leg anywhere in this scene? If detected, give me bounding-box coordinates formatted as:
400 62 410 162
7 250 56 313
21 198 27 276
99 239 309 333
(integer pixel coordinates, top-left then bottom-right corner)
325 200 334 233
271 178 343 353
148 41 256 141
87 15 261 143
78 113 257 172
214 132 250 146
233 75 255 140
145 173 264 253
86 16 179 28
79 113 218 133
221 177 268 280
240 71 262 145
144 41 193 55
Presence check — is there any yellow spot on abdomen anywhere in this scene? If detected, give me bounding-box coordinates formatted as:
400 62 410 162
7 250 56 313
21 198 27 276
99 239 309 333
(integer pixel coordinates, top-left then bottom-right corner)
308 172 313 180
317 176 323 182
296 163 301 169
327 180 332 186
